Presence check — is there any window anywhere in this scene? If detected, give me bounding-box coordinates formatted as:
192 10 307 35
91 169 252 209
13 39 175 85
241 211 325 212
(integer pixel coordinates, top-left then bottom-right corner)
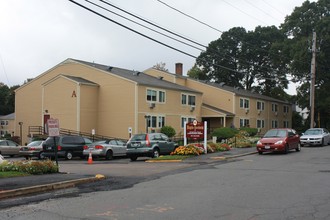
147 89 157 102
240 98 249 109
271 120 278 128
283 121 289 128
0 121 5 126
147 115 165 128
158 116 165 127
272 103 278 112
240 118 250 127
158 91 165 103
257 119 265 128
181 94 187 105
257 101 265 111
181 117 195 128
182 93 196 106
188 95 196 106
283 105 289 113
147 89 166 103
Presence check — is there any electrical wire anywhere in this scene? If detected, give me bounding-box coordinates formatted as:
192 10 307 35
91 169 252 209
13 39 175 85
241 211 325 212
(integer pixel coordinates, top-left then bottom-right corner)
85 0 204 51
68 0 197 58
69 0 293 83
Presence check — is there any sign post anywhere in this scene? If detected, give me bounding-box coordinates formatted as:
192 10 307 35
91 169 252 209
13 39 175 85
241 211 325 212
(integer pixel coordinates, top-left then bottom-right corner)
47 118 60 170
185 120 207 154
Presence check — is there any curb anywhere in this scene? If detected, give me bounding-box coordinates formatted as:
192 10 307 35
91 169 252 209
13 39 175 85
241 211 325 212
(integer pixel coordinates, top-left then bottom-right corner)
0 175 106 200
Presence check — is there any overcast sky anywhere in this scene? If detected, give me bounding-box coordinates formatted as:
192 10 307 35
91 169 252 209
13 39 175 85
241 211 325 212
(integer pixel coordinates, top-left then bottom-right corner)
0 0 312 94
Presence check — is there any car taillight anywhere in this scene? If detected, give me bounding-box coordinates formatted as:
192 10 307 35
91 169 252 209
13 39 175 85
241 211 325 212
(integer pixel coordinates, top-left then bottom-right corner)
95 145 104 149
57 145 62 151
83 145 89 150
146 134 151 147
29 147 36 151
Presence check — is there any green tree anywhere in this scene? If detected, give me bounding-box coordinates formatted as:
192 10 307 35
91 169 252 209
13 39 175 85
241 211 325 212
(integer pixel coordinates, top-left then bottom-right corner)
280 0 330 127
195 26 289 99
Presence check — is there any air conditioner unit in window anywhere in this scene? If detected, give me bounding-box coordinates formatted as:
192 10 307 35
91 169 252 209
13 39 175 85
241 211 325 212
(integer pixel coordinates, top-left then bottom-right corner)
190 106 195 112
149 102 155 109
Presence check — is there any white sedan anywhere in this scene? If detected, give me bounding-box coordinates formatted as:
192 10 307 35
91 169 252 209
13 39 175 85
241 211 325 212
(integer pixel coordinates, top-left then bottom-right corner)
300 128 330 147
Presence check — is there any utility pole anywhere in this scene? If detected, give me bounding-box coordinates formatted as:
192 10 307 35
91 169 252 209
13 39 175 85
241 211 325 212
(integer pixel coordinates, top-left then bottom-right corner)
310 32 316 128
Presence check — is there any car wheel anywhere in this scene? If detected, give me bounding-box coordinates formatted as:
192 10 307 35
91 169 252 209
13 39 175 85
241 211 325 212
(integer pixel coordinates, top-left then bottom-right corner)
105 150 113 160
25 156 29 160
321 138 325 147
296 143 301 152
65 151 73 160
152 148 160 158
130 156 138 161
258 151 263 155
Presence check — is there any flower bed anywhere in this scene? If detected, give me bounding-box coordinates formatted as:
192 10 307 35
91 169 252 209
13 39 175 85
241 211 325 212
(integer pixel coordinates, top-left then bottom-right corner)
0 159 58 175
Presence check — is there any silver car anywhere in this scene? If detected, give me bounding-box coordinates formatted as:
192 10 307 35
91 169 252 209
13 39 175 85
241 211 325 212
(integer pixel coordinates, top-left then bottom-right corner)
83 139 127 160
300 128 330 147
0 140 22 157
19 140 45 159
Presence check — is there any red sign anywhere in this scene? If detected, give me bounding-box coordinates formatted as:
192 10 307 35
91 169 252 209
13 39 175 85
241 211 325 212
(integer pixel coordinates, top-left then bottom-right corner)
186 120 204 139
47 118 60 136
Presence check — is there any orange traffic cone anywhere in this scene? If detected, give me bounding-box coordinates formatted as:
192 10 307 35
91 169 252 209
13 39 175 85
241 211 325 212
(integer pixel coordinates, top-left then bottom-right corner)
88 151 93 164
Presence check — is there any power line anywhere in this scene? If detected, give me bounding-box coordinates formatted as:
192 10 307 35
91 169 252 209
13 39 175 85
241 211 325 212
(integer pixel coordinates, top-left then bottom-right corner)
68 0 197 59
99 0 206 49
244 0 282 23
85 0 204 52
156 0 224 34
0 52 10 86
69 0 292 83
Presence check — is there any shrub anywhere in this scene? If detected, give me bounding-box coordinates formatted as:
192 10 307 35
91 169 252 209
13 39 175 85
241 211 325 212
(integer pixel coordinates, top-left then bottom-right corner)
211 127 238 140
0 160 58 175
160 126 176 138
239 127 258 136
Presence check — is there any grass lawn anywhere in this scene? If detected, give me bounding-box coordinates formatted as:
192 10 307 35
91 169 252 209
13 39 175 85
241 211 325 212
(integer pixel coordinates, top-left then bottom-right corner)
0 171 30 178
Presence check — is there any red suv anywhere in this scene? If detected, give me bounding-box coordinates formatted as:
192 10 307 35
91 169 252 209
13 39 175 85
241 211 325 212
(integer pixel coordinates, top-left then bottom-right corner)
256 128 301 154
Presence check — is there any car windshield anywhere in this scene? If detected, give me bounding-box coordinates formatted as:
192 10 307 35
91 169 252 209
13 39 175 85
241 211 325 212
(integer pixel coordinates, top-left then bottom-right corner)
264 129 287 138
304 129 322 135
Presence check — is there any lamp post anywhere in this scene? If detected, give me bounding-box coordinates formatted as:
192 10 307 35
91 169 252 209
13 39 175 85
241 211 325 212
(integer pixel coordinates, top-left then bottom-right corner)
144 115 150 133
18 122 23 145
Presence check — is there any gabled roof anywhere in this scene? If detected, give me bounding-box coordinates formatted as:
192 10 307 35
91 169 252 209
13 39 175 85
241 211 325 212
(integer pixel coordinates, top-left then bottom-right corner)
195 80 290 104
143 67 290 104
71 59 201 94
71 59 202 94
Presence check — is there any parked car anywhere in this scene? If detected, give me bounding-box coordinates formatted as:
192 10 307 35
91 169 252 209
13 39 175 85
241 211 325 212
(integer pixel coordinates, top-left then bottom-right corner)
126 133 178 161
42 135 93 160
256 128 301 154
0 140 22 157
19 140 45 160
300 128 330 147
83 139 127 160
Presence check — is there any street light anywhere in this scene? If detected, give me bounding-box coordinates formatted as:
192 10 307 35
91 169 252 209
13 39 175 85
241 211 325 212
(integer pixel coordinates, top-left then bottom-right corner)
18 122 23 145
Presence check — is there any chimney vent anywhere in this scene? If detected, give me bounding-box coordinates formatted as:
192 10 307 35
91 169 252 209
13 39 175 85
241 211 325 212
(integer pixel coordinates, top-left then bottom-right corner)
175 63 183 75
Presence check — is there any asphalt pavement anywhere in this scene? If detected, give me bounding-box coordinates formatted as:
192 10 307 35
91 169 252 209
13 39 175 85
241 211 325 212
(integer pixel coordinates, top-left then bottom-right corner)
0 147 257 200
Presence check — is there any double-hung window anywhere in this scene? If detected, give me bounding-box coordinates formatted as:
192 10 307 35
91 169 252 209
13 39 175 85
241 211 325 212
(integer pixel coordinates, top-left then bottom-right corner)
147 89 166 103
257 101 265 111
240 98 249 109
182 94 196 106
